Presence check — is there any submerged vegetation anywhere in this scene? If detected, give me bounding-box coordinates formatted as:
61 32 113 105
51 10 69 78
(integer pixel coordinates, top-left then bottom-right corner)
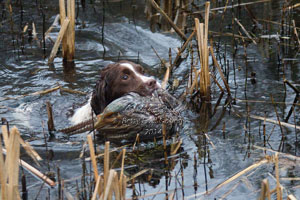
0 0 300 199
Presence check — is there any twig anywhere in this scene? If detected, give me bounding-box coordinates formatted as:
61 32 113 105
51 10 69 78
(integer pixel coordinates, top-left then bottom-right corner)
172 29 196 70
234 18 257 44
210 43 231 95
284 79 299 94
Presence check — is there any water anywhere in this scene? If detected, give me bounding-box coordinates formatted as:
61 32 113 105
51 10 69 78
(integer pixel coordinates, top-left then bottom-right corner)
0 0 299 199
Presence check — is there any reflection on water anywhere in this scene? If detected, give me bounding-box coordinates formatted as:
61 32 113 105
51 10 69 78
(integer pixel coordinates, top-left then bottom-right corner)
0 0 299 199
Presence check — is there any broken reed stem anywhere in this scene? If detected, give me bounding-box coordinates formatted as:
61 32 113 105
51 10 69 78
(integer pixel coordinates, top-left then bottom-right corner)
193 2 211 100
260 179 271 200
103 141 110 197
207 159 269 194
162 65 170 90
210 73 224 93
0 86 60 101
2 125 42 166
0 85 86 101
292 20 300 47
6 127 20 200
48 18 70 64
119 149 126 198
44 14 60 40
65 0 75 61
238 113 300 130
2 147 56 187
1 126 53 188
275 153 282 200
90 145 127 200
59 0 67 57
172 29 196 70
91 175 102 200
284 79 300 94
87 135 99 180
209 43 231 95
191 0 270 14
46 101 55 131
0 132 6 200
103 170 115 200
170 139 182 156
234 18 257 44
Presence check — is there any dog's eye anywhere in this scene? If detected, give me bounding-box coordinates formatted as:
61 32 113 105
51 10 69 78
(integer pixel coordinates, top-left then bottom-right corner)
122 75 128 80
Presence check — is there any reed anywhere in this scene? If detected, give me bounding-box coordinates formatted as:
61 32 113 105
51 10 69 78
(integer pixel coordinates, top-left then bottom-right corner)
87 140 128 200
47 0 75 67
65 0 75 62
0 127 21 199
194 1 211 101
46 101 55 132
48 18 70 64
259 179 271 200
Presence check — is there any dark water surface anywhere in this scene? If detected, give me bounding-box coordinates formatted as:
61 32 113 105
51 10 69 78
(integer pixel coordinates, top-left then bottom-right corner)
0 0 299 199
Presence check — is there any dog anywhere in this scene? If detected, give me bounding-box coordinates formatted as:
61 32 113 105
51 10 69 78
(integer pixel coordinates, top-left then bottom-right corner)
70 60 161 124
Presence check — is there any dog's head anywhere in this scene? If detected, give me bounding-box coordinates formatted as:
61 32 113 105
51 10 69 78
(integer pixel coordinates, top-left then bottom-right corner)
91 60 160 115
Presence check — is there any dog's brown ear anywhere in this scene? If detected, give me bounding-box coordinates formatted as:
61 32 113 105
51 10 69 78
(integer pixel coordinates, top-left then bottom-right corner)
91 67 111 115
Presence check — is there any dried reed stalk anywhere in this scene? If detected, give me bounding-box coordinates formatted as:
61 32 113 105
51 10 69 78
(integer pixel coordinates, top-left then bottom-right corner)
259 179 271 200
234 18 257 44
5 127 21 199
59 0 67 55
275 153 282 200
45 14 60 39
210 73 224 93
193 0 270 13
209 44 231 95
119 149 126 198
127 169 149 182
253 145 300 162
0 133 6 199
249 114 300 130
207 158 269 194
90 145 128 200
2 125 42 166
288 3 300 9
48 18 70 64
46 101 55 131
170 139 182 155
162 65 170 89
0 86 60 101
194 2 211 100
65 0 75 61
287 195 297 200
172 29 196 70
103 141 110 198
87 135 99 180
91 175 102 200
1 85 86 101
2 126 55 187
103 170 116 200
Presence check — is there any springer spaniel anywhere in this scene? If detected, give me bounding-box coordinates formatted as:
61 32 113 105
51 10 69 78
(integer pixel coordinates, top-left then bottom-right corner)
70 60 161 124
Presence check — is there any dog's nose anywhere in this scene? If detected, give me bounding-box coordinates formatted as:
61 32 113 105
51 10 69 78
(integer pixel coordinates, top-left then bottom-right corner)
146 79 157 89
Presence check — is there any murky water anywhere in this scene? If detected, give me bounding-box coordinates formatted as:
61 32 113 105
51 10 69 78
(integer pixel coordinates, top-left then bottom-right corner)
0 0 299 199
